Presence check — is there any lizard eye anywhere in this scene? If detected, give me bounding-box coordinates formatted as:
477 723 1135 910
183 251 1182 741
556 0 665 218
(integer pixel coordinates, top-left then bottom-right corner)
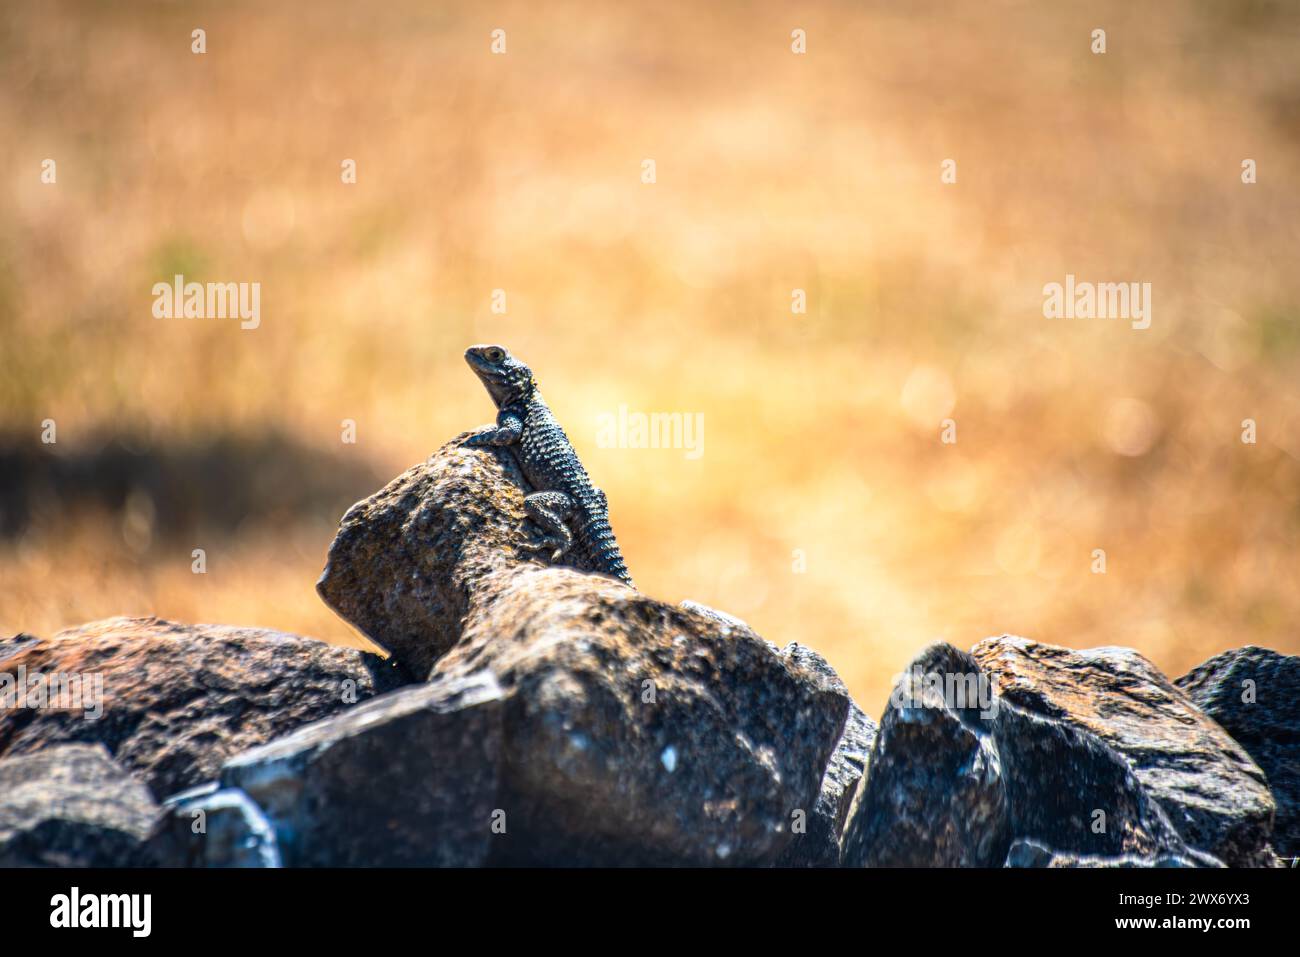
485 348 505 363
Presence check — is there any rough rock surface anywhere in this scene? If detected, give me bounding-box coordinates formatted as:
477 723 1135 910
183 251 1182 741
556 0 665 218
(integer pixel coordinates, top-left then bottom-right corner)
841 644 1010 867
1176 647 1299 859
220 673 506 867
0 743 158 866
776 644 876 867
0 617 409 799
146 783 282 867
433 569 851 865
841 638 1267 867
974 637 1275 867
991 699 1191 862
316 436 620 681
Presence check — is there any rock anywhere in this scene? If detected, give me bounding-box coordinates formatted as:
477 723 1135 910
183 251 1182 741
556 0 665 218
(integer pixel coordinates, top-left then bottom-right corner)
316 436 618 681
220 672 507 867
841 638 1255 867
477 572 849 865
1005 838 1225 868
0 616 409 799
0 633 40 662
0 743 159 866
145 783 282 867
974 636 1275 867
841 643 1010 867
1176 647 1300 859
317 438 852 865
776 644 876 867
990 697 1191 861
434 567 850 866
679 600 753 632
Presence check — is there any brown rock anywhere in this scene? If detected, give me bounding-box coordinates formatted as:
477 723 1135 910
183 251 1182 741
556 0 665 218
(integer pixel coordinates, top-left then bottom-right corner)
972 636 1276 867
0 617 409 799
841 639 1250 868
0 743 159 867
315 436 632 681
428 566 851 865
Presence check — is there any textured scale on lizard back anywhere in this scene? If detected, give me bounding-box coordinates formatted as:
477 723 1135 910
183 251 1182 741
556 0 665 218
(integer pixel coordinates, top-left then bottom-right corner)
519 395 631 582
463 345 634 587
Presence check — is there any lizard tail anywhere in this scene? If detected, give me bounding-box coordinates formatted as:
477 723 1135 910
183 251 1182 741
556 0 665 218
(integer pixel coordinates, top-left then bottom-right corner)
584 521 635 588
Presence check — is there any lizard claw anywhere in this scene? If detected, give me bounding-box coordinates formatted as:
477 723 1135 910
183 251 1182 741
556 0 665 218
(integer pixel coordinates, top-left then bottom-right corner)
519 536 568 563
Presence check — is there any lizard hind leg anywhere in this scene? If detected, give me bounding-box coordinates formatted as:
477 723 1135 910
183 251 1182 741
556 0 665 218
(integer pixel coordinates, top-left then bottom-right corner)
521 491 574 563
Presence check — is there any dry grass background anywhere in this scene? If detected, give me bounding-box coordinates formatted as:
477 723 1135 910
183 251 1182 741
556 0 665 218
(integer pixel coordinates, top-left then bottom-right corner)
2 0 1298 714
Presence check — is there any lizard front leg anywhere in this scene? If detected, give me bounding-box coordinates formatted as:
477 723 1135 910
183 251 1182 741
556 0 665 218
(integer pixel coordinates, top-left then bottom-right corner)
464 409 524 447
521 490 574 563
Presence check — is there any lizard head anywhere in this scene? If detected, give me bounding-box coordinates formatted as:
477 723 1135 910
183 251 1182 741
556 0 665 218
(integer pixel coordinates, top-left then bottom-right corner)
464 344 536 407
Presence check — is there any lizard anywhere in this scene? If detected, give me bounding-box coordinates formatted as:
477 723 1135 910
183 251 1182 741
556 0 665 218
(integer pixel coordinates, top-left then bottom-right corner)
463 344 635 588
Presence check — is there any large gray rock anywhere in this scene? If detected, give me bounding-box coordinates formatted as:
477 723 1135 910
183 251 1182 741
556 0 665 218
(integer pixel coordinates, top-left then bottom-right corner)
220 672 507 867
842 638 1266 867
1176 647 1300 859
841 644 1010 867
0 617 410 799
975 637 1275 867
317 437 853 866
0 744 159 866
990 697 1191 861
437 569 850 866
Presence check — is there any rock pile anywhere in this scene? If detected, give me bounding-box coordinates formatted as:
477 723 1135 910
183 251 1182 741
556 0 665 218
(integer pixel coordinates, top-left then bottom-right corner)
1 436 1294 866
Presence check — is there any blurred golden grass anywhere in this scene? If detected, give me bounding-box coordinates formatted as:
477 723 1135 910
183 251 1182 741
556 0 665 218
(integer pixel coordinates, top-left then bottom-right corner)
2 0 1299 713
